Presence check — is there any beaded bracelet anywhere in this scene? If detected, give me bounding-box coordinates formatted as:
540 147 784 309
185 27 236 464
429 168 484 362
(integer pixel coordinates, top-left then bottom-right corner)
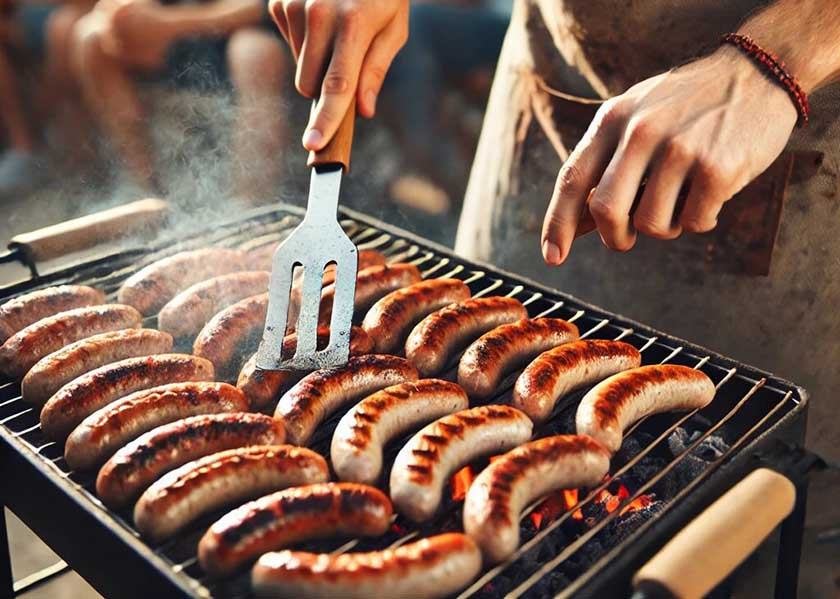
721 33 810 126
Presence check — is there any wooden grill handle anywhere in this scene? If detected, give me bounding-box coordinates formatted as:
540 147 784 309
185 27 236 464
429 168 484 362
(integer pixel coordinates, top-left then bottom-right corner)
632 468 796 599
8 198 169 262
306 98 356 172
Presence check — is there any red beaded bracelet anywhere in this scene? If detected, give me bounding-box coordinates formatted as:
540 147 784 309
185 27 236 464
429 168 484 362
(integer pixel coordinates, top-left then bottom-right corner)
721 33 810 126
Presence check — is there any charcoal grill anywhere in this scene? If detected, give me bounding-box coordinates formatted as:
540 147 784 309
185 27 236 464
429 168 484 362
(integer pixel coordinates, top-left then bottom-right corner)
0 204 810 599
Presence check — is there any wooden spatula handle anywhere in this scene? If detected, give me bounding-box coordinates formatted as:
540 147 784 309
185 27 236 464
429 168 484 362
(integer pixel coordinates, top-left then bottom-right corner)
633 468 796 599
307 98 356 172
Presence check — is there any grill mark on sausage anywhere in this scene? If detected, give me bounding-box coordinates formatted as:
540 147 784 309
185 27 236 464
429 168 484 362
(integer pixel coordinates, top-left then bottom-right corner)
467 318 578 374
405 405 526 485
592 364 709 427
484 436 609 526
370 279 469 330
525 340 641 392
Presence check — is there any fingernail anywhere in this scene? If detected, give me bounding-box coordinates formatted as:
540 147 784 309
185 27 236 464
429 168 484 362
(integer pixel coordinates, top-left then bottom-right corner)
302 128 323 150
364 90 377 114
543 240 562 265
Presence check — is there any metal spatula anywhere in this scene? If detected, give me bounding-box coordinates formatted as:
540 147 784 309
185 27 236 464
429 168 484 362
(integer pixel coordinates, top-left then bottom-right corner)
256 101 358 372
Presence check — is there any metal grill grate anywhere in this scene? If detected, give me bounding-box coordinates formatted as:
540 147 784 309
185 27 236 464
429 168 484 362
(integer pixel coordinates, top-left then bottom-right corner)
0 205 803 598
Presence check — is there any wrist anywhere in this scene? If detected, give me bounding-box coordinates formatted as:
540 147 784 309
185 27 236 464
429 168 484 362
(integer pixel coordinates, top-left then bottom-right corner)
713 43 802 127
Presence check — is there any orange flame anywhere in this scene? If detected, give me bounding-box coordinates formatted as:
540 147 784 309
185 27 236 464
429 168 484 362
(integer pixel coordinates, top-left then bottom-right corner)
450 465 476 501
529 488 582 530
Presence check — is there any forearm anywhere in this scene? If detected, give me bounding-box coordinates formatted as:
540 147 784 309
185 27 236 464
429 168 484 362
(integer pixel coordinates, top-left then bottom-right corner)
161 0 263 37
739 0 840 93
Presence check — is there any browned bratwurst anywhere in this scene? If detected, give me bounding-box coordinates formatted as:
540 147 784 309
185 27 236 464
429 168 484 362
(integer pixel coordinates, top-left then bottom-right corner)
237 326 374 410
405 296 528 376
117 247 249 315
318 262 422 326
0 285 105 344
135 445 328 542
362 278 472 354
158 271 270 339
96 412 285 508
275 354 419 446
40 354 214 440
64 382 248 470
22 328 174 407
199 482 392 577
458 317 580 400
0 304 143 378
251 533 482 599
193 293 268 378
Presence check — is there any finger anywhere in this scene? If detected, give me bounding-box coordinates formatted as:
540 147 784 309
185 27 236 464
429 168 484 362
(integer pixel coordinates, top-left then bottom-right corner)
284 0 305 61
296 1 337 98
679 161 732 233
632 138 694 240
589 117 660 251
268 0 290 46
303 11 373 151
541 102 623 265
357 9 408 118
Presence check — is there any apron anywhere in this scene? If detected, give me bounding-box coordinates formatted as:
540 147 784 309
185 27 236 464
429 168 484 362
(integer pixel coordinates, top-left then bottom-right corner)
455 0 840 462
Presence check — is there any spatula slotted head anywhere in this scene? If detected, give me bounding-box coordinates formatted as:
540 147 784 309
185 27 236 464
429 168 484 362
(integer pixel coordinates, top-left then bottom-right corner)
256 171 358 371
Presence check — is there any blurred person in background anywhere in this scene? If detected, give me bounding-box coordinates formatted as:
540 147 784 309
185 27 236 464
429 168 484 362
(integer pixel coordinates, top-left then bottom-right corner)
0 0 95 197
72 0 288 200
379 0 509 216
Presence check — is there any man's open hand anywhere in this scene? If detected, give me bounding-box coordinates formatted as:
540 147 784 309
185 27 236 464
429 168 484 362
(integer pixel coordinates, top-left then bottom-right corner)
268 0 408 150
541 46 798 265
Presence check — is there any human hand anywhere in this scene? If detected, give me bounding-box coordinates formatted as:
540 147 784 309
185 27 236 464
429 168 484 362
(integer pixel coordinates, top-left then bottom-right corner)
268 0 409 150
541 46 798 265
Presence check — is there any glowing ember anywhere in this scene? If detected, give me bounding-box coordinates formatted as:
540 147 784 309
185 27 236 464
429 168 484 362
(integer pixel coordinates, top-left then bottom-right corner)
529 488 582 529
620 494 655 515
450 465 476 501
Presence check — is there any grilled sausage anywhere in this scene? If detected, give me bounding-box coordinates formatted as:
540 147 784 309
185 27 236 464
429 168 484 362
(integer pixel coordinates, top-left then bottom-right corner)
275 354 419 446
117 247 249 315
199 482 391 577
158 271 270 339
512 340 642 423
457 318 580 400
405 297 528 376
251 533 482 599
96 412 285 508
390 405 533 522
331 380 469 485
362 279 472 354
135 445 328 542
576 364 716 453
64 382 248 470
0 285 105 344
318 262 422 325
193 293 268 378
0 304 143 378
237 326 374 410
463 435 610 563
40 354 214 440
22 329 173 407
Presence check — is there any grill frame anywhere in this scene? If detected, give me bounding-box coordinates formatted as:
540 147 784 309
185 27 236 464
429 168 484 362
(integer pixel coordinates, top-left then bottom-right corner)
0 204 808 599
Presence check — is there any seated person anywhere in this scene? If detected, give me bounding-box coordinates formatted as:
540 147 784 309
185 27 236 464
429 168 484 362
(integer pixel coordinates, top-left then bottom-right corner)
0 0 94 197
72 0 287 200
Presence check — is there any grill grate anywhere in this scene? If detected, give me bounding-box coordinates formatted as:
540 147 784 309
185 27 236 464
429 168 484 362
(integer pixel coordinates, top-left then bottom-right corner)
0 205 803 598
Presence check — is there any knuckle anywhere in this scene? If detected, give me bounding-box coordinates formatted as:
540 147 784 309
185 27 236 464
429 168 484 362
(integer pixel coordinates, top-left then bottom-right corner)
304 0 329 22
633 213 678 239
681 215 716 233
555 161 587 196
363 63 387 86
339 3 362 26
694 158 730 189
589 195 620 225
322 73 350 95
624 116 659 147
662 137 693 164
596 98 627 128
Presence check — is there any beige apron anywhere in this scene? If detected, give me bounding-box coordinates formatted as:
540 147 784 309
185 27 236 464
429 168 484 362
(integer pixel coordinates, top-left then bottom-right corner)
455 0 840 462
